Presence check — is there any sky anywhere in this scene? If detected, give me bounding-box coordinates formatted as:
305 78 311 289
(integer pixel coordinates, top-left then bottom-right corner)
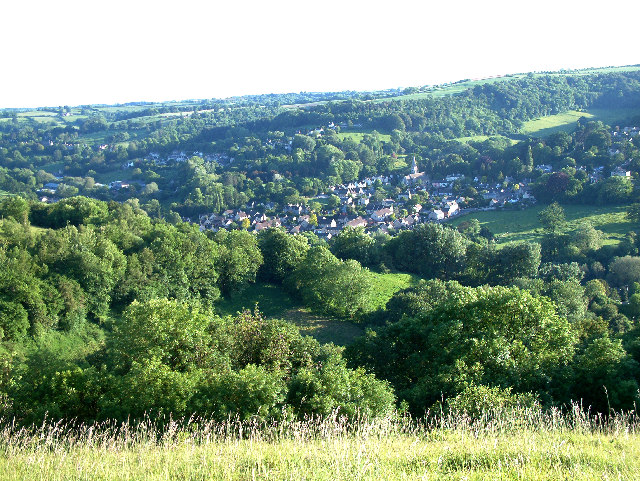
2 0 640 108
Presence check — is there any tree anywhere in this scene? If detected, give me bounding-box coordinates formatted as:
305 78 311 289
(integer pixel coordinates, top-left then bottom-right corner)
331 226 375 266
608 256 640 290
489 242 541 285
257 228 309 284
108 298 213 373
0 196 30 224
596 177 633 205
571 336 639 412
287 353 394 419
627 203 640 223
290 246 374 318
214 229 263 295
571 222 604 253
142 182 159 196
326 194 340 210
538 202 566 232
347 285 576 413
291 134 316 152
386 223 468 279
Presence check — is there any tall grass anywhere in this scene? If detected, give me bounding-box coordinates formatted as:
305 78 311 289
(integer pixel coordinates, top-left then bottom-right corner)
1 405 639 480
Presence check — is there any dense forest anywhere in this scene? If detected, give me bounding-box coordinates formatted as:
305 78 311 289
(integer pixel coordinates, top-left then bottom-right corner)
2 67 640 425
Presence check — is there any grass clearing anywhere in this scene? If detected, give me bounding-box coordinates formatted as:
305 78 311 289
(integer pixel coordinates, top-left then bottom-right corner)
392 154 408 170
215 283 363 346
522 107 640 138
450 204 631 246
213 273 421 346
2 409 638 480
336 130 392 143
92 170 134 184
40 161 65 174
521 110 594 136
280 307 364 346
369 271 422 310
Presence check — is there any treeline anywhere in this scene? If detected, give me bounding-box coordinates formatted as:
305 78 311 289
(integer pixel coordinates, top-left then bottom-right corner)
0 196 395 424
1 195 640 422
2 71 640 218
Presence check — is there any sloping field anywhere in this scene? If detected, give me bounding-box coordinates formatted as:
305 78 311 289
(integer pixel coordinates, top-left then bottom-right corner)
450 204 631 246
522 107 640 137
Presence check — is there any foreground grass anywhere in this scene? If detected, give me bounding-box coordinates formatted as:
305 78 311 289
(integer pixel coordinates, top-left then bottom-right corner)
1 409 638 480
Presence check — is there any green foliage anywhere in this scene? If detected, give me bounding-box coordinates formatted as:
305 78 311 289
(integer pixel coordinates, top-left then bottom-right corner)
194 364 286 420
384 279 466 323
538 202 566 232
572 335 640 412
608 256 640 289
348 285 576 413
386 223 468 279
443 384 539 416
258 228 309 284
0 196 29 224
330 226 376 266
36 226 126 320
287 352 395 419
213 229 263 295
109 299 213 373
290 246 374 319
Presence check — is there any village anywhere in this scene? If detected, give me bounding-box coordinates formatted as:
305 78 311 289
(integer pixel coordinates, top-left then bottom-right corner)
194 156 538 238
34 123 638 239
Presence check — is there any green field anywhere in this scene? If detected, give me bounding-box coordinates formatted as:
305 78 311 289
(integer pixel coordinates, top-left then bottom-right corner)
521 107 640 138
521 110 595 137
392 154 408 170
337 130 392 143
377 66 640 104
214 283 364 346
369 271 422 310
3 411 638 480
450 204 632 245
92 170 135 185
214 273 420 345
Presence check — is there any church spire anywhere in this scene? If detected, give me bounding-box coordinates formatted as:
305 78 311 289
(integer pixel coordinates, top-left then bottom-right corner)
411 156 419 174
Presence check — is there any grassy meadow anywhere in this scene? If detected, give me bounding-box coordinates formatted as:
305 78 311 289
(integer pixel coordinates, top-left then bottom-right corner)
450 204 632 246
1 408 638 480
214 283 364 346
521 107 640 138
214 272 420 346
336 130 392 143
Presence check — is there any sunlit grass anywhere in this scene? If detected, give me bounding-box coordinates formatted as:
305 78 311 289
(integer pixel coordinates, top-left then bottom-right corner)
368 271 422 311
450 204 631 246
1 407 638 480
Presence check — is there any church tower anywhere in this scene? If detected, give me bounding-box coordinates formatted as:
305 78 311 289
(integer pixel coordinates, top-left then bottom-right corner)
411 156 419 175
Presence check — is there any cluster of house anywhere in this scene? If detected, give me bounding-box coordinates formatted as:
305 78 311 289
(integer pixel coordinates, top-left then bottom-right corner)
194 157 535 238
196 199 460 240
612 126 640 138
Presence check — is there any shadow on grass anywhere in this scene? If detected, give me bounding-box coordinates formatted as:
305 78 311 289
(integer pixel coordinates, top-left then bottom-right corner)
215 283 364 346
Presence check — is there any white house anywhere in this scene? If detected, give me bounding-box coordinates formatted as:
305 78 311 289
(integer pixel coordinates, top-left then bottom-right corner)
428 209 445 221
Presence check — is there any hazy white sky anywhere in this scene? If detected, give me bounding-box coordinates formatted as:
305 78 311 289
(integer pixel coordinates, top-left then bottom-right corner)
2 0 639 108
